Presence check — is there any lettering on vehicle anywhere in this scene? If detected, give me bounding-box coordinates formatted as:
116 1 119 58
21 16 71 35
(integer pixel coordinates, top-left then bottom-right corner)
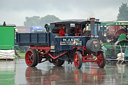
62 38 80 42
60 38 82 45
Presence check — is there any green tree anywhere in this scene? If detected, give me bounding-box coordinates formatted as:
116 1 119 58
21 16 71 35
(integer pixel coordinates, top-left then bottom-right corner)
24 16 40 26
24 15 60 27
40 15 60 26
117 3 128 21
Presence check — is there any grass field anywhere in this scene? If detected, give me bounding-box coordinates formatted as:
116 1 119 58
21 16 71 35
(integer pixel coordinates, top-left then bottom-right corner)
15 50 25 59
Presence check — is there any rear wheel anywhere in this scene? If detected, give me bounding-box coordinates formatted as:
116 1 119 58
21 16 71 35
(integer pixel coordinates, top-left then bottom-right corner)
25 49 38 67
114 29 126 39
97 51 106 68
74 51 82 69
53 59 65 66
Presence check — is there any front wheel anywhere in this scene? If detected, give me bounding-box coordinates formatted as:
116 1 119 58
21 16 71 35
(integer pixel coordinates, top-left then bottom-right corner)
74 51 82 69
25 49 38 67
97 51 106 68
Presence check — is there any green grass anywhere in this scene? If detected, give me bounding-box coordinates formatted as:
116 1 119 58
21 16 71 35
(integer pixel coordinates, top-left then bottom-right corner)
15 50 25 59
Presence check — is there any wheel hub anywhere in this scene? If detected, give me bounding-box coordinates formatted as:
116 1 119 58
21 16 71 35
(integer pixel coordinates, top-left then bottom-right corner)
75 58 78 62
92 56 97 60
29 56 33 60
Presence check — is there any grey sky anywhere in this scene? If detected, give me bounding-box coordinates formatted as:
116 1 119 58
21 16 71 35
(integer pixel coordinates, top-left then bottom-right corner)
0 0 128 26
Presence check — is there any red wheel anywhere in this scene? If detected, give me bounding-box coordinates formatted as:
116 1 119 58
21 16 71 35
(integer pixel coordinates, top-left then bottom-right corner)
74 51 82 69
97 52 106 68
114 29 126 38
53 59 64 66
25 49 38 67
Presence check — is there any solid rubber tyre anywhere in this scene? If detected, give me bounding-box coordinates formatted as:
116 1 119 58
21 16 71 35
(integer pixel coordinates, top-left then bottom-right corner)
74 51 82 69
25 49 38 67
97 51 106 68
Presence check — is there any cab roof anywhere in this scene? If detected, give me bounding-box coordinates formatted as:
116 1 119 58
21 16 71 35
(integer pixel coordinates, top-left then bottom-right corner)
51 19 101 24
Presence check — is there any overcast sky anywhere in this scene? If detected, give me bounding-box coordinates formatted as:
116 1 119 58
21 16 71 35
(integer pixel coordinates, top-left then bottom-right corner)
0 0 128 26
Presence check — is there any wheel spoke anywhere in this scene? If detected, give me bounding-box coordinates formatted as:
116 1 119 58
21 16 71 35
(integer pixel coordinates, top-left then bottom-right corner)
99 57 103 60
74 54 78 67
99 61 103 66
29 53 32 56
115 40 128 55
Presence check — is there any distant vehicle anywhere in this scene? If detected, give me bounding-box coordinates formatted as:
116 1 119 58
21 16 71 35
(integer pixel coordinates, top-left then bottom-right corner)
30 26 46 33
101 21 128 58
16 18 106 69
101 21 128 43
16 26 30 33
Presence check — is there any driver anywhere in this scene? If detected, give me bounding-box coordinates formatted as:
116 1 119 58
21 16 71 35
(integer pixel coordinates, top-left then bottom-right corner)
59 25 66 36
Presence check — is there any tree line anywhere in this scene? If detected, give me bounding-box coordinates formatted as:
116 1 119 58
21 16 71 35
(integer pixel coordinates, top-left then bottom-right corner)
24 3 128 27
24 15 60 27
117 3 128 21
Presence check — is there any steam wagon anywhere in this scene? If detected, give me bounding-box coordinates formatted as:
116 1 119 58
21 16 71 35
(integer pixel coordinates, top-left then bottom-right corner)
16 18 106 69
101 21 128 58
